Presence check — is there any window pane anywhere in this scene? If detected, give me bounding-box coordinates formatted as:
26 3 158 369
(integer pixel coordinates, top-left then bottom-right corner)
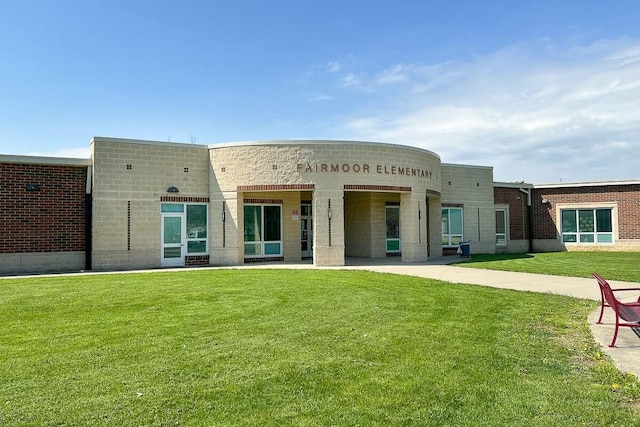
187 205 207 238
244 243 262 256
386 207 400 238
164 247 182 258
495 210 506 234
387 240 400 251
578 210 594 232
450 235 463 245
244 206 261 242
561 210 576 233
264 206 281 241
163 217 181 244
563 234 577 243
597 234 613 243
161 203 184 213
596 209 612 232
441 210 449 235
264 242 281 255
450 209 463 234
580 234 595 243
187 240 207 253
496 235 507 246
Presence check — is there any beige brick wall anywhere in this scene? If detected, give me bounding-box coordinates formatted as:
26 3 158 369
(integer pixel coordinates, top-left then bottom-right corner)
91 139 503 268
344 192 373 257
210 141 444 265
441 163 496 254
210 141 441 193
91 138 210 269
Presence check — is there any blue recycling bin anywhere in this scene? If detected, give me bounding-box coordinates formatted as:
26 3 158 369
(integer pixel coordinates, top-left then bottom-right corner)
459 241 470 258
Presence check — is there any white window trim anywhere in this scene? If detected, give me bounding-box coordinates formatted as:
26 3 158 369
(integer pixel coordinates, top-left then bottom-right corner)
442 207 464 248
495 205 509 247
244 204 283 258
555 202 618 245
160 203 209 256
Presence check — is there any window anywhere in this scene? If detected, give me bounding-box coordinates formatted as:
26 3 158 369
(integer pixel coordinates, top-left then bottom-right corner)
160 203 208 255
442 207 463 247
186 205 207 253
495 209 507 246
244 204 282 257
386 205 400 253
561 208 612 243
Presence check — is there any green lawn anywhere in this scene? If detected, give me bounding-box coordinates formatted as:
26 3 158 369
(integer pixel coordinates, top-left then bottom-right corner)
455 252 640 282
1 269 639 426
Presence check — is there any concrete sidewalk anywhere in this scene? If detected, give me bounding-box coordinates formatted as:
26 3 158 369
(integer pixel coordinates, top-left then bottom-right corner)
242 258 640 379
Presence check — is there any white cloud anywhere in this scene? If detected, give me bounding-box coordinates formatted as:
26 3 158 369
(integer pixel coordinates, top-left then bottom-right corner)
306 93 333 102
337 38 640 183
326 61 342 73
340 73 361 87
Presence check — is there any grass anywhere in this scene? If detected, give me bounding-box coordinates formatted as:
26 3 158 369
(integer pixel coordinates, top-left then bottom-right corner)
455 252 640 282
1 269 639 426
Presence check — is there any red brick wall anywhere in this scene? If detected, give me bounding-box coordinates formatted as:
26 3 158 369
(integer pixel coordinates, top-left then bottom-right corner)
0 163 87 253
531 184 640 240
493 187 529 240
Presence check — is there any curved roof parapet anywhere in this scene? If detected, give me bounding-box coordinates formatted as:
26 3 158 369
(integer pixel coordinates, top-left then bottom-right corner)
208 139 441 160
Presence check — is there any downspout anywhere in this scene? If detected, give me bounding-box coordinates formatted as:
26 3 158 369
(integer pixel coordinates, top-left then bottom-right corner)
85 165 93 271
519 187 532 253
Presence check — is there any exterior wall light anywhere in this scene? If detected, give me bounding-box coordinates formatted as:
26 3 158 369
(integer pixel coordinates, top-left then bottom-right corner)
26 183 40 191
167 186 179 193
541 199 550 204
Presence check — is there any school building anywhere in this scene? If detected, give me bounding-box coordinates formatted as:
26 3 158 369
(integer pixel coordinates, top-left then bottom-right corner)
1 137 639 275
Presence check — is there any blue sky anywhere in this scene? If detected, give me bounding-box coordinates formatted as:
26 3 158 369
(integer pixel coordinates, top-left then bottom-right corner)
1 1 639 183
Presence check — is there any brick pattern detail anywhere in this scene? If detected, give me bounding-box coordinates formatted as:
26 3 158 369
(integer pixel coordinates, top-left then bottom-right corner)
185 255 210 266
238 184 315 191
493 187 529 240
244 199 283 204
244 256 285 263
531 184 640 240
0 163 87 253
160 196 210 202
344 184 412 192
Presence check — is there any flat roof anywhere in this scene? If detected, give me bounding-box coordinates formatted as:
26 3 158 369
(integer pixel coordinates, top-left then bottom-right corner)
533 179 640 189
91 136 209 150
494 181 534 189
0 154 91 166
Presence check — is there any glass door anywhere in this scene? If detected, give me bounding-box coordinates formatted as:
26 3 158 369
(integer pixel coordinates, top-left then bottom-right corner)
162 214 184 266
386 206 401 254
300 203 313 258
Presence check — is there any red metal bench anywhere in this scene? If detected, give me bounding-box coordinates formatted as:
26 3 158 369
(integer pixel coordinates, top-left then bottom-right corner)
593 272 640 347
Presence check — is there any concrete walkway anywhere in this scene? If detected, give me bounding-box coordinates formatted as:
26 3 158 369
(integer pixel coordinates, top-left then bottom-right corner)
241 257 640 379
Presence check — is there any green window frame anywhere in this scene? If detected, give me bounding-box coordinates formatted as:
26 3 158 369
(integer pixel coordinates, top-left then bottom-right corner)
561 208 613 244
244 204 282 257
442 207 463 247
